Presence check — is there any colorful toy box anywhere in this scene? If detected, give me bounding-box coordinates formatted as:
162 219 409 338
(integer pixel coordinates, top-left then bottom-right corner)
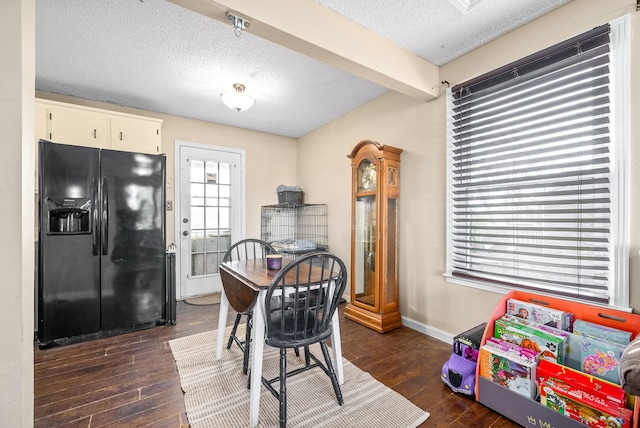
475 291 640 428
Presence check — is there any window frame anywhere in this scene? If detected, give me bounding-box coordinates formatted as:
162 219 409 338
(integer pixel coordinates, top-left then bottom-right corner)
444 15 630 310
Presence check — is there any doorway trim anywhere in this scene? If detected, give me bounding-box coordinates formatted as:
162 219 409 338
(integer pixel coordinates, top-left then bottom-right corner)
174 140 246 299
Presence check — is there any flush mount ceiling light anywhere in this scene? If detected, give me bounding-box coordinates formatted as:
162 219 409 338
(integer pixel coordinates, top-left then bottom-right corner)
220 83 255 112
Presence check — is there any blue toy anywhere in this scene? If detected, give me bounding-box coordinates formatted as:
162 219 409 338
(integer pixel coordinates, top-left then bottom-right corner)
441 323 487 395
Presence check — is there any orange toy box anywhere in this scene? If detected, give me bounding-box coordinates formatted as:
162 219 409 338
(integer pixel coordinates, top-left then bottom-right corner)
476 291 640 428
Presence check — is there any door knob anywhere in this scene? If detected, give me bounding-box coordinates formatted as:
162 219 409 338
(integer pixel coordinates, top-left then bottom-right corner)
183 218 189 223
183 231 188 236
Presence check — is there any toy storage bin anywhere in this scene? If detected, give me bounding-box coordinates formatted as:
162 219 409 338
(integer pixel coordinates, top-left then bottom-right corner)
475 290 640 428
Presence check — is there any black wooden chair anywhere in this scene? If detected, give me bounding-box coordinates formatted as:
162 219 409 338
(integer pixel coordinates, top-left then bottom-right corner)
261 252 347 428
222 238 276 375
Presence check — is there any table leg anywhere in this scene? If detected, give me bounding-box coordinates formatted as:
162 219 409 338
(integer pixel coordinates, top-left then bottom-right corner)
250 290 266 428
216 289 229 360
330 311 344 385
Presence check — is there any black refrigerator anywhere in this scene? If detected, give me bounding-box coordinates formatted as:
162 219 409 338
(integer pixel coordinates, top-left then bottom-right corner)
38 140 167 346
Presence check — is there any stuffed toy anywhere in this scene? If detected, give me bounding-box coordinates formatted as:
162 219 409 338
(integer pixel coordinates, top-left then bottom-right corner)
619 337 640 395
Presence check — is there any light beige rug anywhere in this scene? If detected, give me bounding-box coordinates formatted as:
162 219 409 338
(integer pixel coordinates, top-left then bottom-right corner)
169 329 430 428
183 293 221 306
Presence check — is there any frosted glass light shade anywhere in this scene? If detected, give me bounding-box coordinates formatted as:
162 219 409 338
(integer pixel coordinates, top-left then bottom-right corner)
221 83 255 112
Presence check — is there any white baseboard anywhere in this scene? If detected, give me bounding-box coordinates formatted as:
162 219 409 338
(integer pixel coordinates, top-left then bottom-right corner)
401 315 455 345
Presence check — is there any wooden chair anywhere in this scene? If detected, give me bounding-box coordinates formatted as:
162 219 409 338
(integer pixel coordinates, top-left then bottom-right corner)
222 238 276 375
260 252 347 428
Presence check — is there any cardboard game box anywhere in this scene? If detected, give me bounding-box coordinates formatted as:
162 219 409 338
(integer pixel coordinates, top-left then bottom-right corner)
580 334 627 384
506 298 573 331
478 344 537 399
484 337 539 362
537 359 627 408
494 316 566 364
573 319 632 346
540 378 632 428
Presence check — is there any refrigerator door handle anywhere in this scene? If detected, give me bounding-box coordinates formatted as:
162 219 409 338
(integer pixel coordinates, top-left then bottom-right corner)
92 177 99 256
101 177 109 255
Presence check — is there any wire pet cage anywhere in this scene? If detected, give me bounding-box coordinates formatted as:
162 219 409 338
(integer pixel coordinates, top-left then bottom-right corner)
261 204 328 259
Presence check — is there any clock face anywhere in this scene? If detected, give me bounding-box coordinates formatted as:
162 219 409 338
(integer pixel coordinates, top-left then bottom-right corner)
358 159 376 191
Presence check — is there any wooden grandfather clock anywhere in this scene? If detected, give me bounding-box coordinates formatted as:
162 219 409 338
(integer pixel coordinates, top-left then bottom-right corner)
344 140 402 333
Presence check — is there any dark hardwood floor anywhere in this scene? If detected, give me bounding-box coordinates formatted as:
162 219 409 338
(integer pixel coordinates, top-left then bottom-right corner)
34 301 520 427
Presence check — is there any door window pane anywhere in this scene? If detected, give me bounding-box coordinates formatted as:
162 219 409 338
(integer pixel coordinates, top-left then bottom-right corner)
219 207 230 229
205 207 218 229
191 206 204 229
191 160 204 182
206 183 218 197
206 253 219 275
191 254 204 276
219 163 231 184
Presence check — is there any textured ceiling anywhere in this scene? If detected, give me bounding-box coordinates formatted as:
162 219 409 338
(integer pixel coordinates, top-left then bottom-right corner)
35 0 571 138
316 0 571 66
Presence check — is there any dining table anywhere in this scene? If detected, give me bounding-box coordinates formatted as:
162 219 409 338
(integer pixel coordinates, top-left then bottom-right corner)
216 257 345 428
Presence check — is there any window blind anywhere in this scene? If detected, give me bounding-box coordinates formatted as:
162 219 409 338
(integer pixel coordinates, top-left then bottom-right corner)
449 24 612 303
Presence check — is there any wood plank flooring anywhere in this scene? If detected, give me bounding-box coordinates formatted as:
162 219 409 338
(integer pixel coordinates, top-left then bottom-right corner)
34 301 520 427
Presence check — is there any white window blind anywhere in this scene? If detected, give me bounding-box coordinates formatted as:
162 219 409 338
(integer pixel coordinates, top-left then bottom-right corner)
447 23 626 304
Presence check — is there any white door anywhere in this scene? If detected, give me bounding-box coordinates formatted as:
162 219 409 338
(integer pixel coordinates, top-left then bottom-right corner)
175 141 244 298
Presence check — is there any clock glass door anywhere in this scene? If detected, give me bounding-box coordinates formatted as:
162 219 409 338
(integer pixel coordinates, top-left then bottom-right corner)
354 194 376 308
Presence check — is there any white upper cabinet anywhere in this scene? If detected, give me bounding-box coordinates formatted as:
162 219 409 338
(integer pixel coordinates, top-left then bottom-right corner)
47 104 110 149
36 99 162 154
34 102 47 144
110 115 161 154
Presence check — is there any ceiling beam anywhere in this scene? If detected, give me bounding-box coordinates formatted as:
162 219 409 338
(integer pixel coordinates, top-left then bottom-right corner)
168 0 440 101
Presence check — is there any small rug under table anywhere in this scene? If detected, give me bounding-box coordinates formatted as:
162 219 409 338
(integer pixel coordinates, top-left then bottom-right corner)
169 329 430 428
183 293 221 306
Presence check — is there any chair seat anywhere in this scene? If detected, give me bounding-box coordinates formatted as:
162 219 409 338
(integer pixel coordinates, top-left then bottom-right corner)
265 309 332 348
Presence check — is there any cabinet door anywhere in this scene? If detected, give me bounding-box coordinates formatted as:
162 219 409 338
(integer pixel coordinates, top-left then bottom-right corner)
35 102 48 143
110 116 161 154
48 106 110 148
34 102 48 193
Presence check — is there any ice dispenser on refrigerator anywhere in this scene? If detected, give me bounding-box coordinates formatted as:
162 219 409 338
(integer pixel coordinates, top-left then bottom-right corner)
47 198 91 234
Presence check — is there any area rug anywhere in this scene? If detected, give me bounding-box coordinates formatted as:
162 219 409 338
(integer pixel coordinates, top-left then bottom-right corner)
183 293 221 306
169 329 430 428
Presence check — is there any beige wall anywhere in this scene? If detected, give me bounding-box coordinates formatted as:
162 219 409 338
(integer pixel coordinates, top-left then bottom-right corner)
1 0 35 425
34 92 299 243
298 0 640 339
